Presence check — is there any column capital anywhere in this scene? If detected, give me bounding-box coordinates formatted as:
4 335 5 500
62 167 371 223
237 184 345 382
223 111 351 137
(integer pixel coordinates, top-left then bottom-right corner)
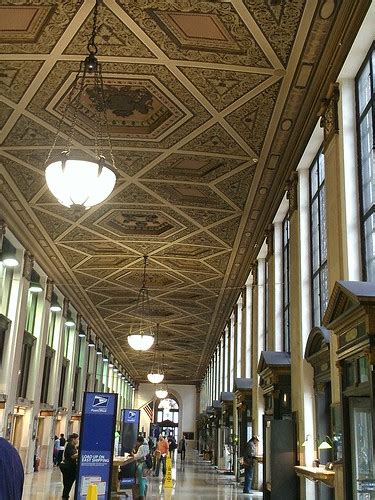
318 82 340 150
286 171 298 216
22 251 34 280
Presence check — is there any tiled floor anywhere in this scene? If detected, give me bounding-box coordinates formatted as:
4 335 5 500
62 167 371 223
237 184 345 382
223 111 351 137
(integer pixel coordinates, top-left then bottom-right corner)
23 452 263 499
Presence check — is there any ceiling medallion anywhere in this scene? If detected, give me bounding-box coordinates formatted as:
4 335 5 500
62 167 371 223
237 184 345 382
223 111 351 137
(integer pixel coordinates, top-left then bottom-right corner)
127 256 155 351
44 0 116 210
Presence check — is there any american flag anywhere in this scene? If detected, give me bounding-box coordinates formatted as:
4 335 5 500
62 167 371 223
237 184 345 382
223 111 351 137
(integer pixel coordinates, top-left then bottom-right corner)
139 399 154 422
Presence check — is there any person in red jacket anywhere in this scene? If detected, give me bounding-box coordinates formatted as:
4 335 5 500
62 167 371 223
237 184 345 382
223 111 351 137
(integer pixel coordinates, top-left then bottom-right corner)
154 435 169 477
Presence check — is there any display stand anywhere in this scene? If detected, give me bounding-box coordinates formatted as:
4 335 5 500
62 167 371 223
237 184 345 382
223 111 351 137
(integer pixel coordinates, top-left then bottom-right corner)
258 351 297 500
323 281 375 500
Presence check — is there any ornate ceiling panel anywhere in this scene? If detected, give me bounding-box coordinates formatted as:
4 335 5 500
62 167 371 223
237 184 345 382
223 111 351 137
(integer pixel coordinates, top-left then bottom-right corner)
0 0 367 382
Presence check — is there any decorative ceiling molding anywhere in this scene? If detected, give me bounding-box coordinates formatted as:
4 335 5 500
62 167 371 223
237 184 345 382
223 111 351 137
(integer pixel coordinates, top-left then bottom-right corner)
0 0 369 381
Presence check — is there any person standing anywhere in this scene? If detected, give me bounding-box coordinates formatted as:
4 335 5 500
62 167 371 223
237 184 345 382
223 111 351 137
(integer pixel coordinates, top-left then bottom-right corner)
167 434 177 458
154 435 169 477
57 433 66 465
0 437 24 499
60 433 79 499
242 436 259 494
178 434 187 461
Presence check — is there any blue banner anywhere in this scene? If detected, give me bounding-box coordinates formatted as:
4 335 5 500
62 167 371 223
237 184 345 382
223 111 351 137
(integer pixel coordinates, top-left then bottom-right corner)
75 392 117 500
121 409 140 454
119 409 140 489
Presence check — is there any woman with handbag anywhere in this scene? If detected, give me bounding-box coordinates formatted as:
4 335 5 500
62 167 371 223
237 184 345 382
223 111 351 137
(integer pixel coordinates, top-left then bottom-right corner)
60 433 79 499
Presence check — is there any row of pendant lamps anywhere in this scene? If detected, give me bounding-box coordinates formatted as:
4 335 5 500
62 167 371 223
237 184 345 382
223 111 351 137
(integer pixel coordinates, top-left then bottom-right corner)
25 0 164 399
0 238 135 388
1 240 164 395
2 243 163 396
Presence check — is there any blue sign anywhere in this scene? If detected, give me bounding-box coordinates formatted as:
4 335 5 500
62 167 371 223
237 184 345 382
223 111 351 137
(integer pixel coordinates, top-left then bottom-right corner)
121 409 140 454
119 409 140 489
75 392 117 500
124 409 138 424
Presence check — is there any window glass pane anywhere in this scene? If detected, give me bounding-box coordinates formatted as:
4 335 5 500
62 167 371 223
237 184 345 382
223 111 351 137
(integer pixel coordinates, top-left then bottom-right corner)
311 199 320 272
283 308 290 352
358 61 371 114
357 46 375 282
310 149 327 326
320 187 328 262
358 356 369 384
283 257 288 298
25 292 38 334
360 111 374 214
320 263 329 317
364 214 375 282
310 162 318 196
313 275 321 326
0 266 13 317
282 216 290 352
318 152 325 182
345 360 356 387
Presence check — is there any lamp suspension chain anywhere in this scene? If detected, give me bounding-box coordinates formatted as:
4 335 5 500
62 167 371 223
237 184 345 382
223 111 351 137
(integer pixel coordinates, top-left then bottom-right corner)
87 0 99 55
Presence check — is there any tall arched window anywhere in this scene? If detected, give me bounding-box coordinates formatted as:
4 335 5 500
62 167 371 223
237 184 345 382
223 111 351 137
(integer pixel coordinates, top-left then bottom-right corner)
156 397 179 438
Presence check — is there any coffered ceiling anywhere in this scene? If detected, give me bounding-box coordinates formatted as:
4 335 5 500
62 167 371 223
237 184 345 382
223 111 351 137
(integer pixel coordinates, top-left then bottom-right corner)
0 0 369 383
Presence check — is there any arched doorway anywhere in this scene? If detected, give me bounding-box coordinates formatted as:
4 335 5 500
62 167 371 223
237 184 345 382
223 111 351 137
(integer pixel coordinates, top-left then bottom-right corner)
156 397 179 440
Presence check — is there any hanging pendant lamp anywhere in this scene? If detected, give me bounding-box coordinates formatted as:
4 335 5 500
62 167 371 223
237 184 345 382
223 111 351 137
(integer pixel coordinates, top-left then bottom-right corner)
127 256 155 351
155 385 168 399
44 0 116 210
147 324 164 383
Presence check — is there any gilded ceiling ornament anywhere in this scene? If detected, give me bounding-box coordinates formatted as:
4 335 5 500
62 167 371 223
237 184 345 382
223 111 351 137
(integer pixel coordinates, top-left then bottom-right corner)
243 0 306 66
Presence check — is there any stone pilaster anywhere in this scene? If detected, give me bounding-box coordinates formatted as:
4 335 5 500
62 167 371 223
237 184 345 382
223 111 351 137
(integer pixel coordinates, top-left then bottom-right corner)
319 83 347 498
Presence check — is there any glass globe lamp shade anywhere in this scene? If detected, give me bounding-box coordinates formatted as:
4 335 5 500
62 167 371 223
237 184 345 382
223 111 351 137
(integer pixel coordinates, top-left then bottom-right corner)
50 292 61 312
50 302 61 312
29 282 43 293
50 303 62 312
1 239 19 268
78 328 86 338
65 316 75 327
127 332 154 351
2 256 19 268
155 388 168 399
147 372 164 384
45 158 116 209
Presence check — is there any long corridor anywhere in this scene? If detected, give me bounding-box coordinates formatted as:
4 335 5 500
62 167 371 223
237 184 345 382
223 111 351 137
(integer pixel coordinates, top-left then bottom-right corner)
23 452 263 499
